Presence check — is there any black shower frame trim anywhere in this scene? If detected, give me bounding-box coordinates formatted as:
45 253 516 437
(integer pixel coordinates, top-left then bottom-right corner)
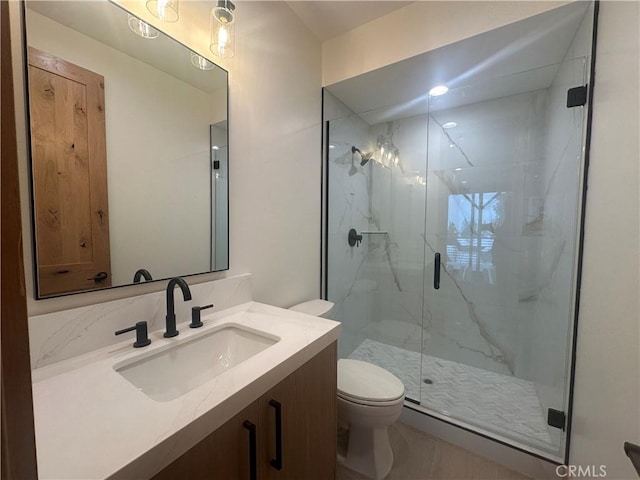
564 0 600 467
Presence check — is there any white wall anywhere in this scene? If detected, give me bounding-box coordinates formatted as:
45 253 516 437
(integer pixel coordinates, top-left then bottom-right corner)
115 1 322 308
224 2 321 307
14 1 322 316
570 2 640 478
322 1 570 86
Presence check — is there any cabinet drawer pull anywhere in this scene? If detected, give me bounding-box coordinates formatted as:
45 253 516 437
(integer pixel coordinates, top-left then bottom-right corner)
269 399 283 471
243 420 257 480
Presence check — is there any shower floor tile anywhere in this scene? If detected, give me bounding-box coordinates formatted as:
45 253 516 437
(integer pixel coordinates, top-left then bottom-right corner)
348 339 552 448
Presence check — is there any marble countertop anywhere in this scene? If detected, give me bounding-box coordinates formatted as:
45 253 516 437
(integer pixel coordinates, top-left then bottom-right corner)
31 301 341 479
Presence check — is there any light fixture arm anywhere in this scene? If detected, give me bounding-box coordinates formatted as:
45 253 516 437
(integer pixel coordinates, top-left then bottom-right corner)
218 0 235 12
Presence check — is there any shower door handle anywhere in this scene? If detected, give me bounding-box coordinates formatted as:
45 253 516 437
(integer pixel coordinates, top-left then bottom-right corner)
434 253 441 290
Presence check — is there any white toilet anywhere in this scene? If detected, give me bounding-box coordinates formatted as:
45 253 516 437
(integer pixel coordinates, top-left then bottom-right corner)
289 300 405 480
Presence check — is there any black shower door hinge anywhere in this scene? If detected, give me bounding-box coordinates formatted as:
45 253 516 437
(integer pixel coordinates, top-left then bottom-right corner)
548 408 566 430
567 85 588 108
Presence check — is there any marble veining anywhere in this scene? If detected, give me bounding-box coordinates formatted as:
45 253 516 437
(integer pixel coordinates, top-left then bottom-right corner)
422 235 514 373
29 274 253 368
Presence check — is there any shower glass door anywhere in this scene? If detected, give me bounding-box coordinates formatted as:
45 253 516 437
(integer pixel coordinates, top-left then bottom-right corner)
324 103 427 404
420 58 588 459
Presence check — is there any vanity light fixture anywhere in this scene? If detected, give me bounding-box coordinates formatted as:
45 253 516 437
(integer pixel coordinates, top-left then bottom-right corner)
146 0 179 22
210 0 236 58
127 14 160 39
429 85 449 97
191 53 216 71
442 121 457 129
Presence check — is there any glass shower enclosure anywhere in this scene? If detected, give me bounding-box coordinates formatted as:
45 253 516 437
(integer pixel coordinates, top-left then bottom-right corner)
323 2 594 462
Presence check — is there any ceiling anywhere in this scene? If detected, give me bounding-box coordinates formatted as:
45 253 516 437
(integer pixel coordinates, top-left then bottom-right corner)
325 1 590 124
286 1 412 41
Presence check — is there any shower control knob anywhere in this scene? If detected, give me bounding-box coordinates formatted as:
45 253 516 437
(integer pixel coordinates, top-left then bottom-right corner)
348 228 363 247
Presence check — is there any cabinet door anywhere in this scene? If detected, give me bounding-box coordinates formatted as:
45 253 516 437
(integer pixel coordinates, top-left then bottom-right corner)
153 401 260 480
261 343 337 480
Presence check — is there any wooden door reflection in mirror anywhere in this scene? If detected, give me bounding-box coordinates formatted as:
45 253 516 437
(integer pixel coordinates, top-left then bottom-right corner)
28 47 111 295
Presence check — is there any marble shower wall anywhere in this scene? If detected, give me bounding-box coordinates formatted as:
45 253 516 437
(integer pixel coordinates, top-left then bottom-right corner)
418 90 553 382
324 92 377 358
366 116 428 354
326 69 586 444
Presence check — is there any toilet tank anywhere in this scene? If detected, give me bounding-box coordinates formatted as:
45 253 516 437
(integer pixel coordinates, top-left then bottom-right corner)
289 299 335 318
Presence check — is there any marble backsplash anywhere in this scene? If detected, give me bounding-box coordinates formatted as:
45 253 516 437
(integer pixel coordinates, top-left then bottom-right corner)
28 274 253 369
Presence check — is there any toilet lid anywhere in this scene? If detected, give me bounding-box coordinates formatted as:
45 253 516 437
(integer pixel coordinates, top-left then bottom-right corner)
337 359 405 404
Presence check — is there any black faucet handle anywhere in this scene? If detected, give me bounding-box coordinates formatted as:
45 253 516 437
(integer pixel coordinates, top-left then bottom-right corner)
115 321 151 348
190 304 214 328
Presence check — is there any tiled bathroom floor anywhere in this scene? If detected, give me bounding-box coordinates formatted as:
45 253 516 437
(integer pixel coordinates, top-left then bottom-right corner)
337 422 531 480
348 340 552 448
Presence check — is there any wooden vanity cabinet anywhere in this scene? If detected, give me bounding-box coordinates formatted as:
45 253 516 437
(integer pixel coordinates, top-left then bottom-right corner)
153 342 337 480
153 401 259 480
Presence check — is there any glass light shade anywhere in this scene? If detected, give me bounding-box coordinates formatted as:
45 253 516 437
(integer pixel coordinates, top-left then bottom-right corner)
210 12 235 58
128 14 159 39
191 53 215 71
146 0 179 22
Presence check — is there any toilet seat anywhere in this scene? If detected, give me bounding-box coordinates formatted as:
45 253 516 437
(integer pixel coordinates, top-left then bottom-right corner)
338 392 403 407
338 359 405 406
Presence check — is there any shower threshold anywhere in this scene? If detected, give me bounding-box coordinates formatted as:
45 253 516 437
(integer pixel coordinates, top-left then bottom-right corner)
348 339 562 461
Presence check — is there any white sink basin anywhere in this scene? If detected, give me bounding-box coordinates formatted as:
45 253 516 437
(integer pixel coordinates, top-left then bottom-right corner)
115 324 278 402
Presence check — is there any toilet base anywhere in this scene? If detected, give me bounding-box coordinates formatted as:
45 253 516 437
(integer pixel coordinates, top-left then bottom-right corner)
338 425 394 480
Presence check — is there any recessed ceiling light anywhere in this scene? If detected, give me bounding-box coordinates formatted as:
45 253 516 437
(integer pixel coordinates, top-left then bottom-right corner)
442 121 457 129
329 145 336 149
429 85 449 97
455 168 462 171
461 180 468 184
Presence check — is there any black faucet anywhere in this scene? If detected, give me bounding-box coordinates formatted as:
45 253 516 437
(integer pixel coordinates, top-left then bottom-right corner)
133 268 153 283
164 277 192 338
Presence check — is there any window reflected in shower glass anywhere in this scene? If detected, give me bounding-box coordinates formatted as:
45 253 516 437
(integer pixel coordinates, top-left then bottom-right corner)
446 191 508 285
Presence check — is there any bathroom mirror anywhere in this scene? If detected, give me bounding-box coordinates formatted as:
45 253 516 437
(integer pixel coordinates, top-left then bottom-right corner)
23 0 229 298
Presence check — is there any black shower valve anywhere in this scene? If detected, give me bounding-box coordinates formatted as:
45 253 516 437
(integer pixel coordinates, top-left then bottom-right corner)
348 228 363 247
